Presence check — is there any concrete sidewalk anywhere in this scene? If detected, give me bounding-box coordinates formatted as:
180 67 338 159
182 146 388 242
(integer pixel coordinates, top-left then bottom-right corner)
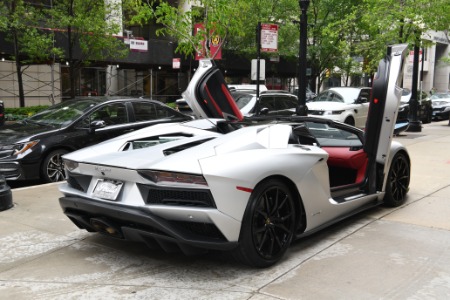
1 121 450 300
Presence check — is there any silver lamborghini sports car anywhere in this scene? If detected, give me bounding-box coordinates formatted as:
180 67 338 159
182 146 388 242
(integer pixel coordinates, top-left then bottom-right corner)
59 44 411 267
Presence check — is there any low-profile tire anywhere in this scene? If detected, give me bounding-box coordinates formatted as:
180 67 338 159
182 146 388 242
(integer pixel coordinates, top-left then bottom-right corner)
41 149 69 183
422 108 432 124
344 116 355 126
233 178 296 268
383 152 410 207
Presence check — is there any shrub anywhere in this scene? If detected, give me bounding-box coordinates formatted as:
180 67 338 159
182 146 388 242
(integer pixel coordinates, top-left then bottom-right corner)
5 105 49 121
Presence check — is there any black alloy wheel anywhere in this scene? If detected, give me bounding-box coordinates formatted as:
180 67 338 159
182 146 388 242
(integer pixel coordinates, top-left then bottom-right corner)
383 152 410 207
41 149 69 183
233 178 296 267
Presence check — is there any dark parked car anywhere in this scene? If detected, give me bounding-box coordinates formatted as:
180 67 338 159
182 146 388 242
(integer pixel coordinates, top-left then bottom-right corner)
0 100 5 126
430 92 450 121
0 97 191 183
397 89 432 123
234 90 299 116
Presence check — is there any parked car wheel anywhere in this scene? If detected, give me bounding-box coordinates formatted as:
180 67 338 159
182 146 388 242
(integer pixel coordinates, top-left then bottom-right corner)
383 152 410 207
41 149 68 183
344 116 355 126
233 178 296 267
421 107 432 124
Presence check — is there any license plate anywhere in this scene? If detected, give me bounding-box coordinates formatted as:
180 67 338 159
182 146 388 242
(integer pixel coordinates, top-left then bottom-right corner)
93 179 123 200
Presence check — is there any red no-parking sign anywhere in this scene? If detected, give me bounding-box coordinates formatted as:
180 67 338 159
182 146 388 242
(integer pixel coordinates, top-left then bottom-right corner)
260 24 278 52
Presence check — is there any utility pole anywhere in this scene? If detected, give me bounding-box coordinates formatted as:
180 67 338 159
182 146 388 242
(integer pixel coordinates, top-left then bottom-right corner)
407 32 422 132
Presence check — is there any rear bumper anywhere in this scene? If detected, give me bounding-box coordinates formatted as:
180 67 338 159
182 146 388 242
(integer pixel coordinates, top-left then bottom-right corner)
59 196 238 255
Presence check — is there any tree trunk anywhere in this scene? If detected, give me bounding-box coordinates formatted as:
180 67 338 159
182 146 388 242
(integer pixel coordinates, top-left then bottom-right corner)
12 30 25 107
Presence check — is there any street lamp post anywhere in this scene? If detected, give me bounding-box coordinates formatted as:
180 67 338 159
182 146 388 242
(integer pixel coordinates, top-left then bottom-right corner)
296 0 310 116
407 31 422 132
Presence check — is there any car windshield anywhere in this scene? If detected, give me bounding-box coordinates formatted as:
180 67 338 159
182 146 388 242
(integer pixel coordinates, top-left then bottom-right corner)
430 93 450 100
312 91 345 103
306 122 362 147
26 99 99 127
233 93 254 109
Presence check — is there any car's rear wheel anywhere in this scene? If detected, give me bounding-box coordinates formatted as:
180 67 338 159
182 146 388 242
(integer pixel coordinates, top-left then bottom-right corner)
383 152 410 207
41 149 68 183
233 178 296 267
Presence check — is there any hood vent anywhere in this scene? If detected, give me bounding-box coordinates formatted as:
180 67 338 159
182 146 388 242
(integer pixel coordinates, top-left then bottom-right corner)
163 137 216 156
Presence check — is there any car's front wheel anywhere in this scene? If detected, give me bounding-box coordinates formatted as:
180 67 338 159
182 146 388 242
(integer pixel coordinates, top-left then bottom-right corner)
233 178 296 268
344 116 355 126
41 149 68 183
383 152 410 207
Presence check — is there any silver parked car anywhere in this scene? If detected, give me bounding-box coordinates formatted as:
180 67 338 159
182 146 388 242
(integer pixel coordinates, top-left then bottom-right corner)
59 44 411 267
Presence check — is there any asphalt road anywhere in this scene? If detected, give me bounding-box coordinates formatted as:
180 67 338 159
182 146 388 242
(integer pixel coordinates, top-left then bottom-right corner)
1 120 450 299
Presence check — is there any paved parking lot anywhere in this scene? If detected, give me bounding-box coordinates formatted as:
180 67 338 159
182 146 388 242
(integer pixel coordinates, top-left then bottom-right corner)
1 121 450 300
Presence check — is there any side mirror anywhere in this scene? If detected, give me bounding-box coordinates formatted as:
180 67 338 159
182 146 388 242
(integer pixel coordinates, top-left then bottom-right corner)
89 120 106 133
259 107 269 115
355 97 368 104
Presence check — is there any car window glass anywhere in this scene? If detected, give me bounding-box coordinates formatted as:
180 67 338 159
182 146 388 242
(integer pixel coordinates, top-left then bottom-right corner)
359 89 370 102
314 91 335 102
274 96 295 110
260 96 275 110
233 93 254 109
27 99 97 127
316 92 329 102
284 96 298 108
155 105 175 118
79 103 128 128
332 93 344 103
306 122 362 147
132 102 157 121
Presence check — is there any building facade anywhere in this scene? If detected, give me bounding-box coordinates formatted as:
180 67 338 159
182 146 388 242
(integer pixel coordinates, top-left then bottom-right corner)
403 30 450 95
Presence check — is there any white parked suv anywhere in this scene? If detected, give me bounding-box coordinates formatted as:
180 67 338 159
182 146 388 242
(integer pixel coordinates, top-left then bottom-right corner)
307 87 371 128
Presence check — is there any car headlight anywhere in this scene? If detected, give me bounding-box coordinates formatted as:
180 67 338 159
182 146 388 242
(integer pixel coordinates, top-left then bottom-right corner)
443 106 450 112
0 140 39 156
324 110 345 115
138 170 208 186
64 159 79 172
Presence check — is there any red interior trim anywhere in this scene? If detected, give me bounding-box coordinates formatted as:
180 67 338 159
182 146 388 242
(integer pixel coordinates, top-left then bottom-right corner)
322 147 368 184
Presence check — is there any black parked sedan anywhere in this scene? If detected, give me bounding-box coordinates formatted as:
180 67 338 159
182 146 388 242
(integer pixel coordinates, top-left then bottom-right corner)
0 97 191 182
397 89 432 123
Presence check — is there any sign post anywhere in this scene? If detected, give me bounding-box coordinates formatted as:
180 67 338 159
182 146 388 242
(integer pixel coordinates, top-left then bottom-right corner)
260 24 279 52
256 22 261 101
255 23 278 109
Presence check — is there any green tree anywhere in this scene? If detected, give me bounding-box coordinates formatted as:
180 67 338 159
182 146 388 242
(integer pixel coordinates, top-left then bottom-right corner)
0 1 63 107
357 0 450 75
122 0 450 94
47 0 129 99
126 0 249 59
